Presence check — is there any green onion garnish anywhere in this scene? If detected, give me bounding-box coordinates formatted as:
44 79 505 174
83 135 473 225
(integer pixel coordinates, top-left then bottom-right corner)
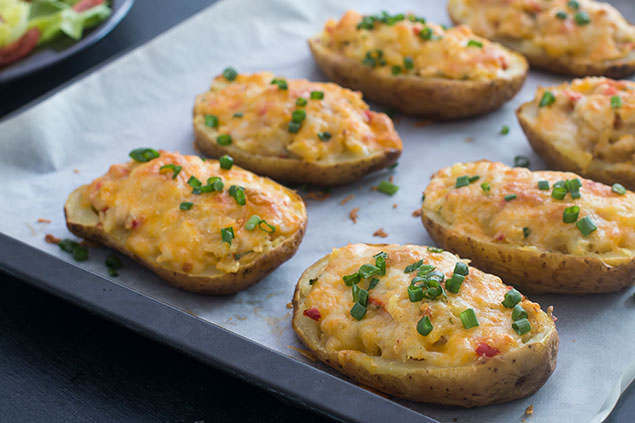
159 164 182 179
317 131 332 141
523 227 531 238
455 175 470 188
296 97 307 107
233 112 243 118
611 95 622 109
205 114 219 128
565 178 582 193
500 125 510 135
359 264 381 279
220 227 234 245
391 65 402 75
568 0 579 9
187 176 202 188
551 186 567 200
343 273 361 286
180 201 193 210
245 215 261 230
129 148 159 163
612 183 626 195
512 318 531 335
228 185 246 205
428 247 443 253
374 252 387 276
352 284 369 306
538 180 550 190
408 285 424 302
350 302 367 320
310 91 324 100
58 239 89 262
574 11 590 25
207 176 224 192
556 11 567 19
576 216 597 236
291 109 306 123
368 278 380 290
219 155 234 170
377 180 399 196
288 121 302 133
514 156 530 168
467 39 483 48
454 262 469 276
445 274 465 294
563 205 580 223
105 254 122 277
222 67 238 81
405 260 423 273
469 175 480 183
403 57 414 70
504 194 517 201
481 182 491 192
502 288 522 308
460 309 479 329
419 27 433 40
270 78 288 90
217 134 232 145
539 91 556 107
512 304 528 321
417 316 433 336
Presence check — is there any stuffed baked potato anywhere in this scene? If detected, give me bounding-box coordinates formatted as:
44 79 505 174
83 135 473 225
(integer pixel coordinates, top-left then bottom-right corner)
517 77 635 190
65 150 307 294
448 0 635 78
193 71 402 186
421 160 635 294
308 11 528 119
292 243 558 407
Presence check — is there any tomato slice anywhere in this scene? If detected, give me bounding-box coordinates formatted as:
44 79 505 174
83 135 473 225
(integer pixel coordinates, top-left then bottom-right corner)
73 0 105 12
0 28 41 67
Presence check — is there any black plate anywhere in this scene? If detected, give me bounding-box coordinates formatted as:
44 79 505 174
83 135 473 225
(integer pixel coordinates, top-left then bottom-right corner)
0 0 135 83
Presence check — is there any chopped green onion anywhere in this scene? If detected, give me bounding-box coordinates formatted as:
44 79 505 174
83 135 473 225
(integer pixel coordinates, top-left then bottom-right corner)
460 309 479 329
374 252 387 276
222 67 238 81
129 148 159 163
417 316 433 336
350 302 367 320
500 125 510 135
417 264 435 276
405 260 423 273
502 288 522 308
576 216 597 236
233 112 244 118
245 215 261 230
220 227 234 245
368 278 380 290
403 56 414 70
568 0 579 9
551 186 567 200
523 227 531 238
538 180 550 190
357 16 376 30
574 11 590 25
296 97 307 107
160 164 182 179
419 27 433 40
219 155 234 170
504 194 517 201
187 176 202 188
539 91 556 107
207 176 224 192
310 91 324 100
512 318 531 335
204 114 219 128
469 175 480 183
180 201 193 210
454 262 469 276
563 205 580 223
467 39 483 48
318 131 332 141
377 180 399 196
611 95 622 109
612 183 626 195
271 78 288 90
106 254 122 277
217 134 232 145
408 285 424 302
288 121 302 133
359 264 381 279
455 176 470 188
391 65 402 75
445 273 465 294
228 185 246 205
512 304 528 321
352 284 369 306
514 156 530 168
556 11 568 19
565 178 582 193
291 109 306 123
343 273 361 286
428 247 444 253
481 182 491 192
59 239 89 262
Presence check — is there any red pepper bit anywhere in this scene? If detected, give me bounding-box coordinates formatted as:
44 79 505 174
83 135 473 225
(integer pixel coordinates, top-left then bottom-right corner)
303 307 321 321
475 342 500 357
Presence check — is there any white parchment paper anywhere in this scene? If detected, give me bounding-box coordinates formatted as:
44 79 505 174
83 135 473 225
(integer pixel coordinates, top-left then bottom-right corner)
0 0 633 421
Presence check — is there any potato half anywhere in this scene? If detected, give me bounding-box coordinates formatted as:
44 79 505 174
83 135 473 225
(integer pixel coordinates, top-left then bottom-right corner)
517 77 635 190
193 72 402 186
292 243 558 407
421 160 635 294
65 150 307 294
308 10 528 119
448 0 635 78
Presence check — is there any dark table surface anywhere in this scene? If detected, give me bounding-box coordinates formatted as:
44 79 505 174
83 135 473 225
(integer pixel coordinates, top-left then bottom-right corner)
1 1 633 422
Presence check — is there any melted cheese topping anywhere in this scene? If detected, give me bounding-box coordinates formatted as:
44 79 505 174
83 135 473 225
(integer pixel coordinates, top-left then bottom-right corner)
423 161 635 260
319 10 516 81
193 72 401 163
529 77 634 169
80 151 305 274
454 0 634 62
303 244 548 367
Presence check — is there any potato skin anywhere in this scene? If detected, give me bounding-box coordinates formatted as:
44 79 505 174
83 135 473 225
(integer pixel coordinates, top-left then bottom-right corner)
308 37 528 120
448 0 635 78
193 116 400 187
421 207 635 295
517 103 635 191
292 251 559 407
64 186 306 295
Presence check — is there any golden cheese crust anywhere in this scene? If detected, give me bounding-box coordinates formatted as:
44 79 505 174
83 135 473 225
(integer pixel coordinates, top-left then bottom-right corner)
292 243 558 407
421 160 635 293
193 72 402 186
309 10 527 119
517 77 635 189
64 150 307 294
448 0 635 77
